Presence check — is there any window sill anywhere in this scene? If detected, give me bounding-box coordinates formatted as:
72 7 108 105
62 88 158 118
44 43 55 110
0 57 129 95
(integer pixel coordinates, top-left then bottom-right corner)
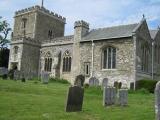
101 69 117 71
62 72 71 74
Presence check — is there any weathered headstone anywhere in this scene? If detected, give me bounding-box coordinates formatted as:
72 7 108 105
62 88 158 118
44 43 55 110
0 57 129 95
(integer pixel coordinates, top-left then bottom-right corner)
89 77 99 86
41 72 49 84
103 87 116 106
155 81 160 120
65 86 84 112
74 75 85 87
118 89 128 106
0 67 8 76
102 78 108 88
14 70 20 80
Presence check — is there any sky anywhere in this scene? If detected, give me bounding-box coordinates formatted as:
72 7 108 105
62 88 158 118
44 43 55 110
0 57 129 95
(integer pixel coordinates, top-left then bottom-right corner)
0 0 160 36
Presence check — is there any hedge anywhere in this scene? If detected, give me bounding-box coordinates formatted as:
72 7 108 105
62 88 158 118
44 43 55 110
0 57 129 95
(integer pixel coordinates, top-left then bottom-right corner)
136 79 158 93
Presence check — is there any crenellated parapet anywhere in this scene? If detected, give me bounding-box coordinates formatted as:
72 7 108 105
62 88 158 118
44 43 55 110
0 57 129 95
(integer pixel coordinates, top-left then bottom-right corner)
74 20 89 29
15 5 66 23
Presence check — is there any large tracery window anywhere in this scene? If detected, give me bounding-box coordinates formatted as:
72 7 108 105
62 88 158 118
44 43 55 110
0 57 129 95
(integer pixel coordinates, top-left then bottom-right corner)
44 52 52 72
63 50 72 72
141 44 149 72
103 46 116 69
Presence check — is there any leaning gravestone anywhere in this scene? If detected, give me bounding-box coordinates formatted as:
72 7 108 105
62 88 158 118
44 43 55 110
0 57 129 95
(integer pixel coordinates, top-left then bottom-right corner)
155 81 160 120
103 87 116 106
102 78 108 88
89 77 99 86
118 89 128 106
74 75 85 87
65 86 84 112
41 72 49 84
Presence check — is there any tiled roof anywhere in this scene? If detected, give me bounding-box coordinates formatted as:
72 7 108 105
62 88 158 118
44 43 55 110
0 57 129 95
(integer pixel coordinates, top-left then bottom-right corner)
82 23 139 41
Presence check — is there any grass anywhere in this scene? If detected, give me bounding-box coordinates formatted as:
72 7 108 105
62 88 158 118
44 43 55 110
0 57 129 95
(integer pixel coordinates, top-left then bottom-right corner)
0 79 155 120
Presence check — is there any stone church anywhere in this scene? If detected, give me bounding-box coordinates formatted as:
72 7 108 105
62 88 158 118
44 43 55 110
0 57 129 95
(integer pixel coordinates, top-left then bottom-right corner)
8 5 160 88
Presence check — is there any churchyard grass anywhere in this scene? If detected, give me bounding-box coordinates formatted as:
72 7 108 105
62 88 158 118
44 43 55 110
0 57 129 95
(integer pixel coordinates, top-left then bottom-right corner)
0 79 155 120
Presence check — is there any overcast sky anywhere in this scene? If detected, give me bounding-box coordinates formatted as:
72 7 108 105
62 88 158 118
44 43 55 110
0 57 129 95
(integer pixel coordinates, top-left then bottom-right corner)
0 0 160 35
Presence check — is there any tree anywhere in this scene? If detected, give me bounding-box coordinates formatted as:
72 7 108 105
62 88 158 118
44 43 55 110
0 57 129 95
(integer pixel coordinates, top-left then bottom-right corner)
0 17 11 68
0 16 11 48
0 48 9 68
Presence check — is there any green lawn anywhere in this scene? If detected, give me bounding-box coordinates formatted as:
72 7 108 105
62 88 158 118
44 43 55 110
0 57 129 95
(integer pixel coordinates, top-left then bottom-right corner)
0 79 155 120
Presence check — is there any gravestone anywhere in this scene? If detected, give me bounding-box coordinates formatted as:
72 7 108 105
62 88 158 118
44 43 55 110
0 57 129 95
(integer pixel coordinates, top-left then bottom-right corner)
0 67 8 76
155 81 160 120
41 72 49 84
118 89 128 106
102 78 108 88
74 75 85 87
89 77 99 86
103 87 116 106
65 86 84 112
14 70 20 80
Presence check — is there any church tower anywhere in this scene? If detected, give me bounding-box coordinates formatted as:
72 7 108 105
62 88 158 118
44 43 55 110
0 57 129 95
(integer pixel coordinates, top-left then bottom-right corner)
8 5 66 78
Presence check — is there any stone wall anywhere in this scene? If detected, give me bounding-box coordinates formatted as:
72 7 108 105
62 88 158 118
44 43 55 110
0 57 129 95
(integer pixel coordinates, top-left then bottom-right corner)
154 30 160 80
20 42 40 76
135 20 152 80
35 11 65 42
13 5 65 43
79 38 135 88
13 12 36 40
40 43 73 82
8 44 23 70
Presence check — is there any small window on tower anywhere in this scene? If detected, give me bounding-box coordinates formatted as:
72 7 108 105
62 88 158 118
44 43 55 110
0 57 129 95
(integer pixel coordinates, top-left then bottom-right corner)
84 62 90 76
21 18 27 29
48 30 53 39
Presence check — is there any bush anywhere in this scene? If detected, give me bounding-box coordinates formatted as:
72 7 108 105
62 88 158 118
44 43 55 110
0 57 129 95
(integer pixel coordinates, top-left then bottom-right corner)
8 69 14 79
136 79 158 93
2 74 7 79
136 88 150 94
84 83 89 88
49 77 70 84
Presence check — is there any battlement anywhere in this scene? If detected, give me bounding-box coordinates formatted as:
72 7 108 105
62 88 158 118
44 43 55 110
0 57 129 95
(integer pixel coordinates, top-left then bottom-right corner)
74 20 89 29
15 5 66 23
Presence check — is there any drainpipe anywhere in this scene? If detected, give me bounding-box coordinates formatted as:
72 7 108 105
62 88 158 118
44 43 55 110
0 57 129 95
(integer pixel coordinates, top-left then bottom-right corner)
152 41 154 80
132 33 136 90
91 40 94 77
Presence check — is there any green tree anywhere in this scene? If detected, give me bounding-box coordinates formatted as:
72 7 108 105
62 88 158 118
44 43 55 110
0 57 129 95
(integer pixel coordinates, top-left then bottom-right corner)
0 48 9 68
0 17 11 68
0 16 11 48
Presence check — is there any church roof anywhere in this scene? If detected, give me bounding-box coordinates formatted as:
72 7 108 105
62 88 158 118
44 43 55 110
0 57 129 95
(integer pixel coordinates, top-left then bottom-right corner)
150 30 158 39
82 23 139 41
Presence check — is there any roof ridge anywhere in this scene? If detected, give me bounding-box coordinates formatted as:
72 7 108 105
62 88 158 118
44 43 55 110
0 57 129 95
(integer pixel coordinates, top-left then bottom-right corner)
90 23 139 31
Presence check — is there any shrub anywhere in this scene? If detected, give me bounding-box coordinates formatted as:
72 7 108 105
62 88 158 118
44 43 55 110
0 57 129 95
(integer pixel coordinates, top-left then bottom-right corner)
84 83 89 88
49 77 70 84
8 69 14 79
136 79 158 93
21 78 26 82
2 74 7 79
136 88 150 94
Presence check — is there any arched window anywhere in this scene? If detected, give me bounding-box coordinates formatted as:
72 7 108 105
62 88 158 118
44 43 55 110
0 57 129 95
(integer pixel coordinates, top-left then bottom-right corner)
48 30 53 39
158 46 160 64
141 44 149 72
13 46 19 61
14 46 19 54
102 46 116 69
44 52 52 72
63 50 72 72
